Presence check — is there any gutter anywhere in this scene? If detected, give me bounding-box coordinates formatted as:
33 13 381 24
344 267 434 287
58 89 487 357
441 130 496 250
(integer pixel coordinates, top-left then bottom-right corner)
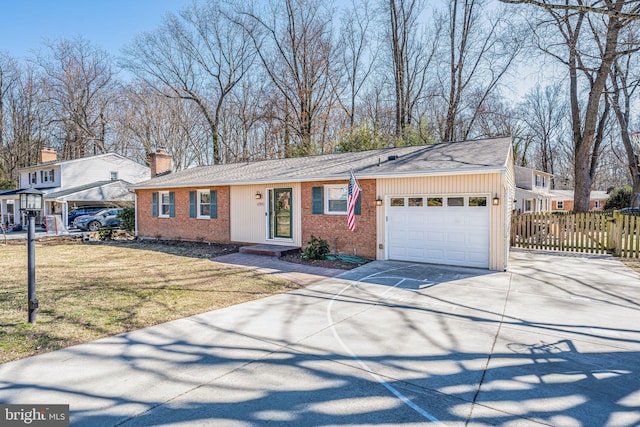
128 166 507 191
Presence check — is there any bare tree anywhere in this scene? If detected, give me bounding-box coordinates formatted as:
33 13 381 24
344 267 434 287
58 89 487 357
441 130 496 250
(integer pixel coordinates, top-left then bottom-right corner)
335 0 379 130
36 37 117 159
519 83 570 178
385 0 439 141
241 0 336 156
436 0 522 142
0 53 19 185
114 82 207 170
124 1 255 164
219 72 272 162
0 57 49 185
609 23 640 207
503 0 638 211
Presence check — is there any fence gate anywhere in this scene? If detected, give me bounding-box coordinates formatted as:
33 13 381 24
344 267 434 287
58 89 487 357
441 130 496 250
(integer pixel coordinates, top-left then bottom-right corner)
511 212 640 258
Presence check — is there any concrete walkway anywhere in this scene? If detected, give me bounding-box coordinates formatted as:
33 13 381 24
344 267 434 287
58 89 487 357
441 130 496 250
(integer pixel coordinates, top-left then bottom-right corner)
212 252 345 287
1 250 639 426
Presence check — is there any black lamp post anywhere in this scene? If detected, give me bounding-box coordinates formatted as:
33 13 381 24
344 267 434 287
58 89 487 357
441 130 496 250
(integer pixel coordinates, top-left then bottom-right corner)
18 188 44 324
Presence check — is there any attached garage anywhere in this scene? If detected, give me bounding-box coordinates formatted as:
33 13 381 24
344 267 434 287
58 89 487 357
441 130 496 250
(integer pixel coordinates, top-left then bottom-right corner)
386 194 491 268
133 137 515 271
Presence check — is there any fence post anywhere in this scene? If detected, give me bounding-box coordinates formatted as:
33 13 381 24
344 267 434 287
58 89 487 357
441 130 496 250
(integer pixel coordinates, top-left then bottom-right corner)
610 212 622 257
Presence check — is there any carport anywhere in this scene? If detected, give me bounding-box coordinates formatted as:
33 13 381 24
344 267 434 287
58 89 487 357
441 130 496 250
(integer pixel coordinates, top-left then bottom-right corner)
44 180 135 226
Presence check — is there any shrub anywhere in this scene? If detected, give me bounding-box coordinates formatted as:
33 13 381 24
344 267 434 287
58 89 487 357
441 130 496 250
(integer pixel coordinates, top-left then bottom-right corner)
337 125 386 153
302 235 330 260
98 226 115 241
604 185 632 210
118 207 135 232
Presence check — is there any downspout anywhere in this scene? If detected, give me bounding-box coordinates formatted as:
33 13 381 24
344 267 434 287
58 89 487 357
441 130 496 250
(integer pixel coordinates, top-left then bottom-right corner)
503 167 509 272
134 191 139 238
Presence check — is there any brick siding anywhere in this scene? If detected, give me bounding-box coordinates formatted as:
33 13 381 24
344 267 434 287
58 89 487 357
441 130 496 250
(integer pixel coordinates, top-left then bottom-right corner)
136 187 230 243
300 180 377 260
137 180 378 259
552 199 605 212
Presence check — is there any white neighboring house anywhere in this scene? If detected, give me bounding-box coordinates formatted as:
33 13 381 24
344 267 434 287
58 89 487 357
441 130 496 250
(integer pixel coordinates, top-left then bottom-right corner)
0 148 149 228
514 166 553 214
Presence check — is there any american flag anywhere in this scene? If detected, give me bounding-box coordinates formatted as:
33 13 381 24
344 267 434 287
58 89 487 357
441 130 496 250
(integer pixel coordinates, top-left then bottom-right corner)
347 171 361 231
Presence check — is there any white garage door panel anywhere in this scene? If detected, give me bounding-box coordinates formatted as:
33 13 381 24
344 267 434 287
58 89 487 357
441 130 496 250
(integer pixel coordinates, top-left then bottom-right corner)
469 216 487 227
407 248 425 258
428 216 446 226
387 196 490 268
446 250 466 262
427 231 445 242
467 251 487 263
468 233 487 245
447 232 466 244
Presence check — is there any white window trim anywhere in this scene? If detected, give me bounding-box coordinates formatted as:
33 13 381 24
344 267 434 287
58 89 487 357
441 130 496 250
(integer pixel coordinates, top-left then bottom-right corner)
524 199 532 212
557 200 564 210
197 190 210 219
324 184 348 215
534 174 546 188
159 191 171 218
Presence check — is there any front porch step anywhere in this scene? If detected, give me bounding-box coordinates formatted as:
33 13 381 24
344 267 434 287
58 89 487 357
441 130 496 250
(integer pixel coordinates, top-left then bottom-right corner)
239 244 301 257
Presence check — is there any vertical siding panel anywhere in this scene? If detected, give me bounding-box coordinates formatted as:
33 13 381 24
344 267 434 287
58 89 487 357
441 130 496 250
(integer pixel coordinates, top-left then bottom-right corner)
230 183 300 246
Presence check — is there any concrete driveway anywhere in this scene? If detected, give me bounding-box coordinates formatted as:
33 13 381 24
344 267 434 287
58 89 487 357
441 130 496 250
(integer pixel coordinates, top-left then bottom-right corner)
1 250 639 426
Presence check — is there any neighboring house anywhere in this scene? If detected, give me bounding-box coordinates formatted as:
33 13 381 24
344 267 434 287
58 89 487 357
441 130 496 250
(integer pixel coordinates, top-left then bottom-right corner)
131 138 515 271
0 148 150 227
550 190 609 212
514 166 552 214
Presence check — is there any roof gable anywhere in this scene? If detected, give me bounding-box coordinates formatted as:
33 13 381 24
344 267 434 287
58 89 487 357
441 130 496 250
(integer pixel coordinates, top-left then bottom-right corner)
18 153 144 172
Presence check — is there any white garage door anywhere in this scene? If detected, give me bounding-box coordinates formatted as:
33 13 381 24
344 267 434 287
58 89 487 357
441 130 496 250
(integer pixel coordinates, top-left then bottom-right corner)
387 195 490 268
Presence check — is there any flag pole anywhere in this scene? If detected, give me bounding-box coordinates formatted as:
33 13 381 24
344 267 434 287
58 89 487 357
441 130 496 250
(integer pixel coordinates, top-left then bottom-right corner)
350 170 370 209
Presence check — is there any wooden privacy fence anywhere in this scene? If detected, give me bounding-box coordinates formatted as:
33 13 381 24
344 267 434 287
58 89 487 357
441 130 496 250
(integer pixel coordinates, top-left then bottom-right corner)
511 212 640 258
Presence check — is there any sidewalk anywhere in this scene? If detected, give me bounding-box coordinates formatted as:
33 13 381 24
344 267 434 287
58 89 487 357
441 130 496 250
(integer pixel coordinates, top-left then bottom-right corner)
1 228 83 241
212 252 345 287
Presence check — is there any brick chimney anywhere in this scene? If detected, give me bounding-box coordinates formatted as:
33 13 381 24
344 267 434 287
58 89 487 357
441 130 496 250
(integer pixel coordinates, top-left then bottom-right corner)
39 147 57 163
150 148 172 178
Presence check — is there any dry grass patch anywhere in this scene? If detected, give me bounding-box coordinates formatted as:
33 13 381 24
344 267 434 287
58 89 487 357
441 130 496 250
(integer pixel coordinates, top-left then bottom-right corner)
622 258 640 274
0 239 300 363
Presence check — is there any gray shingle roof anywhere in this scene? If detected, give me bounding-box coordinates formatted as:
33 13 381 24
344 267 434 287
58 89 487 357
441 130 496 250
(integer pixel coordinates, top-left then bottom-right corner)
45 180 132 200
131 137 512 189
18 152 146 171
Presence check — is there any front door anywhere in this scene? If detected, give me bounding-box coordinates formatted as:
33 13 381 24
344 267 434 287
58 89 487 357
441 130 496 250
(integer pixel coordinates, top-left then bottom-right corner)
268 188 292 239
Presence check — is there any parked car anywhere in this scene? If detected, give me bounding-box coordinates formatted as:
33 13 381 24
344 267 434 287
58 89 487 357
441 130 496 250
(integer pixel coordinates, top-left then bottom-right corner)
74 208 123 231
617 207 640 215
68 207 104 226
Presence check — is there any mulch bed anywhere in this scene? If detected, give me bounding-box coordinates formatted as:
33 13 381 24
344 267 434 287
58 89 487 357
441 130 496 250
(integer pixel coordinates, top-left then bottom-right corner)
280 250 366 270
5 234 368 271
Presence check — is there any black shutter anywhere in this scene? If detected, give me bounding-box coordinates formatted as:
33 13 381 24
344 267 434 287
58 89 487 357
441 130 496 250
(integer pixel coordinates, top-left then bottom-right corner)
312 187 323 214
152 192 158 217
189 191 196 218
210 190 217 219
169 192 175 217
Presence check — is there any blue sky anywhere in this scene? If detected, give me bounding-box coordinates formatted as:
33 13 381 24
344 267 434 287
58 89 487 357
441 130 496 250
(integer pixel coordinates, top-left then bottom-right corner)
0 0 193 60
